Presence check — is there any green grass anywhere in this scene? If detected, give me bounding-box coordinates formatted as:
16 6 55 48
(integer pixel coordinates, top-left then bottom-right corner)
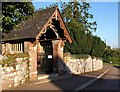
0 53 29 66
103 61 119 66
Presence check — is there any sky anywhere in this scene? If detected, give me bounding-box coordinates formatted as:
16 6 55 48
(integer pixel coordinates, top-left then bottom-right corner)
33 1 118 48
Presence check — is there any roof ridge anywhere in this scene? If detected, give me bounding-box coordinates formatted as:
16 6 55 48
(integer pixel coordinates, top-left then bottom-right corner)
35 6 57 14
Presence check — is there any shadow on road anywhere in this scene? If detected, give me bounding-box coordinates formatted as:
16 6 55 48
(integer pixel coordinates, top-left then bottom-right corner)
49 65 120 91
82 77 120 91
114 66 120 69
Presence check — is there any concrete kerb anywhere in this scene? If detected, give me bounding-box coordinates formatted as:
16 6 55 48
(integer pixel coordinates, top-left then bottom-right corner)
73 69 110 91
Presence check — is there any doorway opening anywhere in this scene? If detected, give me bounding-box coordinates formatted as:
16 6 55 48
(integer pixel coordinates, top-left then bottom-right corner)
37 41 53 74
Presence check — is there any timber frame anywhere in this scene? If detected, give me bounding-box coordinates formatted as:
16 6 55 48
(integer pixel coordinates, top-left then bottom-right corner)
35 7 72 44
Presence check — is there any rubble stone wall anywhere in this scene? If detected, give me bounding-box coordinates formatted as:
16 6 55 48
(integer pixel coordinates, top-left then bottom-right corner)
63 55 103 74
0 58 29 90
0 65 2 92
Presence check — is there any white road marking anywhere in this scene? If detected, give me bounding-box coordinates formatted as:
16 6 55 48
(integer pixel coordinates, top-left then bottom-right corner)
73 69 110 91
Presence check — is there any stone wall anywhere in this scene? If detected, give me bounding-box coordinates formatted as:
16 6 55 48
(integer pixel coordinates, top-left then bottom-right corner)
0 65 2 92
62 55 103 74
0 58 29 90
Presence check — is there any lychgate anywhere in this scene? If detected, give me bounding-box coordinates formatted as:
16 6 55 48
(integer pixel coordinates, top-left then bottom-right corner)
2 7 72 80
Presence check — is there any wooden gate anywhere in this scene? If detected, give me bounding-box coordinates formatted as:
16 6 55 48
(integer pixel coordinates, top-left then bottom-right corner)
37 41 53 74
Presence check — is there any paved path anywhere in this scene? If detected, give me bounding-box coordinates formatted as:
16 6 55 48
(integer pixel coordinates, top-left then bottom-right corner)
2 64 119 91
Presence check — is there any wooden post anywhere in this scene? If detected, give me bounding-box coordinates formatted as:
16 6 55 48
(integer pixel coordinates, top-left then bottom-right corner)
17 44 18 52
18 43 20 52
14 44 16 53
21 43 23 52
13 44 14 53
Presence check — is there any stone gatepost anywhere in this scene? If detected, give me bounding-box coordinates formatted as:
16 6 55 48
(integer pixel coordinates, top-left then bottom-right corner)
2 44 5 54
52 40 65 75
0 65 2 92
28 42 37 81
52 40 59 73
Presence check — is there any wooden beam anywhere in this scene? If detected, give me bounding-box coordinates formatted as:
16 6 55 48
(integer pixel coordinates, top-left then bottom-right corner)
55 10 57 20
39 38 66 42
50 26 59 38
36 11 57 40
36 7 72 43
33 40 39 47
56 9 72 43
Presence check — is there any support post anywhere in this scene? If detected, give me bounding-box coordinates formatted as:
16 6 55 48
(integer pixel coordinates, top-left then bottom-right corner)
28 42 37 81
52 40 65 75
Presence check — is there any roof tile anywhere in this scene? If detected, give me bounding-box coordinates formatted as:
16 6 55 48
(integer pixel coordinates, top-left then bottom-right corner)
3 7 56 41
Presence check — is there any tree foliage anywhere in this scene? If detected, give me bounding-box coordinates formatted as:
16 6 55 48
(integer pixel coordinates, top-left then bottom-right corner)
2 2 34 35
61 2 97 33
90 36 106 57
103 47 120 64
61 1 106 57
61 2 96 54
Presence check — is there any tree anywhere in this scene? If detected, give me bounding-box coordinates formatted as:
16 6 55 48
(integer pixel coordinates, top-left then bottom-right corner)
61 1 97 54
61 1 97 33
103 47 120 64
2 2 34 35
0 2 2 54
90 36 106 57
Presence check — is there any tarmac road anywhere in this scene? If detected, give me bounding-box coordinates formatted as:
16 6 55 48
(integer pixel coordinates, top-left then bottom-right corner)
83 64 120 91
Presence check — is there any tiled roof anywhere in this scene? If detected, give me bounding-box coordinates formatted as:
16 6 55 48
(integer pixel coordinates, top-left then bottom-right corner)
3 7 56 41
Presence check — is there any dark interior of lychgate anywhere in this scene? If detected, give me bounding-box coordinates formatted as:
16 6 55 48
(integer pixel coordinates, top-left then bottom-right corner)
39 19 66 40
37 19 66 74
51 19 66 39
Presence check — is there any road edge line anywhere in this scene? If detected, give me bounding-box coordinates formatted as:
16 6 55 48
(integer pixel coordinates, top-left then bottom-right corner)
74 69 110 91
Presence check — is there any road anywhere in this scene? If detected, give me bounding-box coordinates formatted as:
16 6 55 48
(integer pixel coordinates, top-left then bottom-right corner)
83 64 120 90
2 64 120 91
